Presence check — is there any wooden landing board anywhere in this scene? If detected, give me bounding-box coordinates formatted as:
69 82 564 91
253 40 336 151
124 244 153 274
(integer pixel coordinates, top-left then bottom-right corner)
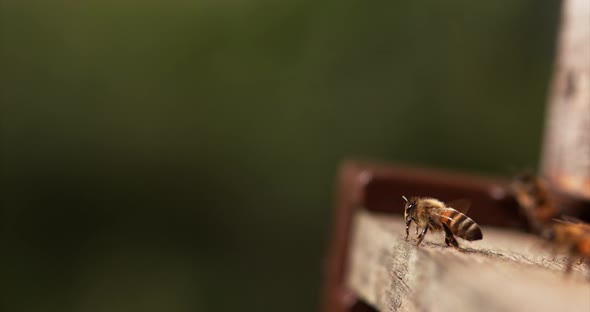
345 211 590 312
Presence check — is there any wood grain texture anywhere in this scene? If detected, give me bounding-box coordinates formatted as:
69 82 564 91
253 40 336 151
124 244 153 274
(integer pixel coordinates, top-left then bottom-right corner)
345 211 590 312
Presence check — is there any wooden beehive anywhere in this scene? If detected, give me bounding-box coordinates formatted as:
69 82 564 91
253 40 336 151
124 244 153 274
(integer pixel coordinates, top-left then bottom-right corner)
322 1 590 311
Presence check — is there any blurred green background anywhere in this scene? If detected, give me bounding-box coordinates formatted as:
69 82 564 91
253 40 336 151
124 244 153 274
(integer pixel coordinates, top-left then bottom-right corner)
1 1 559 311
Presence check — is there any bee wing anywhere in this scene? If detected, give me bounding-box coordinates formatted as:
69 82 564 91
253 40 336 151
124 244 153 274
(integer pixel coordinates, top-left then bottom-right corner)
552 218 569 225
553 217 590 232
447 199 471 214
560 215 586 224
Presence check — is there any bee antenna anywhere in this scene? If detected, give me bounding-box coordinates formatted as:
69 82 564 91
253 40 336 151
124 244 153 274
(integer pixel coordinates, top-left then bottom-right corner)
402 195 408 202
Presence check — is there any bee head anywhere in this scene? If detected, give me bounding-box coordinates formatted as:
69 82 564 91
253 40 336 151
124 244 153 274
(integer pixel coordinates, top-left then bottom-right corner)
512 173 539 196
402 195 416 219
540 227 556 241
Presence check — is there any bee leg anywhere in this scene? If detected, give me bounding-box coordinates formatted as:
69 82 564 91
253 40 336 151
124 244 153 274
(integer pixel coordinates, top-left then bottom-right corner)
576 257 584 265
405 217 412 240
416 226 428 246
564 256 575 274
442 223 459 248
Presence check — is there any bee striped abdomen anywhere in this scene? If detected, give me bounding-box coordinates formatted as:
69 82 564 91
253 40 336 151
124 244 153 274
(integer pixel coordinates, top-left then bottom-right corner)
578 237 590 258
440 208 483 241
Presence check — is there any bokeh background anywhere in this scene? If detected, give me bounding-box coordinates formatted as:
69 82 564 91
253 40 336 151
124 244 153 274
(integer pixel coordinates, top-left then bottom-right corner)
1 1 560 311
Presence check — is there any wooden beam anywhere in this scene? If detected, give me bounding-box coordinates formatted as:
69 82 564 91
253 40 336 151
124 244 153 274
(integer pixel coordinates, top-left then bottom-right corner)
345 211 590 312
541 0 590 201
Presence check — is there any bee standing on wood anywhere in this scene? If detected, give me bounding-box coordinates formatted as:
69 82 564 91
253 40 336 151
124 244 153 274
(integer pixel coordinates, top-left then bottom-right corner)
403 196 483 248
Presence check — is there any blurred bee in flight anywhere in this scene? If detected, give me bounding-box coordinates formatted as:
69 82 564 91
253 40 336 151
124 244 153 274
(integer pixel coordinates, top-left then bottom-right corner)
510 173 590 275
510 172 561 233
402 196 483 248
542 219 590 273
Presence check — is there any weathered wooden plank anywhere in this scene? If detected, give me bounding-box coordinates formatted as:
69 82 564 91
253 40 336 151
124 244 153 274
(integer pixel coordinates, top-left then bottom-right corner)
541 0 590 200
345 211 590 312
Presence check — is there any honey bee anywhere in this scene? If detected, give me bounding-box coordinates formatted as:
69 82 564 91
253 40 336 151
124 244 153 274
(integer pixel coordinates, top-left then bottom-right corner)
511 174 590 274
542 219 590 273
510 173 561 233
403 196 483 248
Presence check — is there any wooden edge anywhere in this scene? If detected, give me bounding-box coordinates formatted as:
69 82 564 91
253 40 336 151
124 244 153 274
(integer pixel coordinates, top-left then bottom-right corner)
323 161 372 312
346 211 590 312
